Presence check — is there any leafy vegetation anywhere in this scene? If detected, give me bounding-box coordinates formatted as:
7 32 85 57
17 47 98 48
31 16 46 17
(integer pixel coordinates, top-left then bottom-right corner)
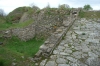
79 10 85 18
83 4 92 11
0 36 44 66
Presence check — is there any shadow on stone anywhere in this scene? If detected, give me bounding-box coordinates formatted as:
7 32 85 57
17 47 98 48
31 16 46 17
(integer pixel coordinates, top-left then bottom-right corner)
0 42 3 45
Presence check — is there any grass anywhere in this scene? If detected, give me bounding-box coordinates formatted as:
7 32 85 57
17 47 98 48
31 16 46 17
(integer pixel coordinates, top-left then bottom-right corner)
0 22 12 30
79 10 100 18
11 19 34 28
0 19 34 30
0 36 44 66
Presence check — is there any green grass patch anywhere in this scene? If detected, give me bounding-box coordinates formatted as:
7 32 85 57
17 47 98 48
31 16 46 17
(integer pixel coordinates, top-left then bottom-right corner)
0 22 12 30
0 17 12 30
0 36 44 66
79 10 100 18
0 19 34 30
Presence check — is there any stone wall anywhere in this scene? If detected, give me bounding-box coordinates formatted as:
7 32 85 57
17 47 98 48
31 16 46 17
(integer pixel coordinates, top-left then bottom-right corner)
0 24 35 41
32 9 69 39
1 8 80 41
10 8 70 41
33 9 79 62
12 25 35 41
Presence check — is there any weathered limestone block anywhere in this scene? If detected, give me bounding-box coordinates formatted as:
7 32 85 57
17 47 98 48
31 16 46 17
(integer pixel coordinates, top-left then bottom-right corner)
3 30 12 38
40 45 48 51
49 44 55 48
35 50 42 57
46 48 52 54
56 28 63 32
45 61 57 66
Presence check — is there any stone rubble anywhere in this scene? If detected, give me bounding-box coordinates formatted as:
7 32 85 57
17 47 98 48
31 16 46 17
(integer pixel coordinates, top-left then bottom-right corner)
39 18 100 66
33 13 77 62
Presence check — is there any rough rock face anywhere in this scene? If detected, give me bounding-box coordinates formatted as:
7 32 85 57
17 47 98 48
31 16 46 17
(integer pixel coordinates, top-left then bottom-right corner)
19 12 29 23
12 25 35 41
32 9 70 39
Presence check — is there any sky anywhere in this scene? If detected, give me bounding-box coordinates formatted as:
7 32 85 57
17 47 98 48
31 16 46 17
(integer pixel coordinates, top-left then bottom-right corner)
0 0 100 14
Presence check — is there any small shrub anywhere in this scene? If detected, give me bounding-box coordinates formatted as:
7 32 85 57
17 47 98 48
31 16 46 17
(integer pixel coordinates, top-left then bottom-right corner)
79 10 85 18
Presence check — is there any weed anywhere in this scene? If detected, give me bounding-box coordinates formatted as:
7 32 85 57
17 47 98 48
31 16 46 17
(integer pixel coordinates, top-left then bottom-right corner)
79 10 85 18
72 48 77 52
68 44 72 47
62 36 65 40
82 33 86 35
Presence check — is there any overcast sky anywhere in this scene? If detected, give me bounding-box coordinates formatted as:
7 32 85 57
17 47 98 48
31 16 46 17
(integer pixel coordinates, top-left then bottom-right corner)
0 0 100 14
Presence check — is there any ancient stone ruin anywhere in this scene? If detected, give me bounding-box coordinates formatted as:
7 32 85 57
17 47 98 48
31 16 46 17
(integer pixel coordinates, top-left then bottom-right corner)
33 9 79 62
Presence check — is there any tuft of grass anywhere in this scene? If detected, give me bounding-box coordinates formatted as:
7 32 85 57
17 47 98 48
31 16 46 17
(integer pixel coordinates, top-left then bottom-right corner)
68 44 72 47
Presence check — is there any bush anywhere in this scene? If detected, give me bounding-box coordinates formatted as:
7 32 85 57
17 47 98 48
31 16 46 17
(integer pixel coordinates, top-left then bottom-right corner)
83 4 92 11
79 10 85 18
